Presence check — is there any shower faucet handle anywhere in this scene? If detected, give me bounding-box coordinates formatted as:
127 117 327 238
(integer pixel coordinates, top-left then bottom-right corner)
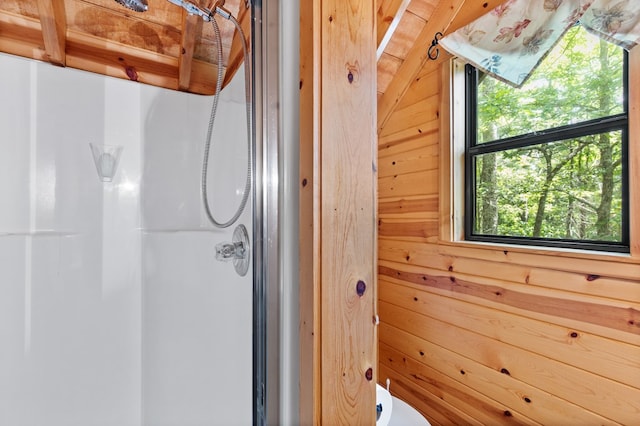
215 224 250 277
215 241 246 261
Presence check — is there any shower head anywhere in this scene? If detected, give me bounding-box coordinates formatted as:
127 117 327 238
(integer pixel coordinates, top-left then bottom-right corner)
114 0 149 12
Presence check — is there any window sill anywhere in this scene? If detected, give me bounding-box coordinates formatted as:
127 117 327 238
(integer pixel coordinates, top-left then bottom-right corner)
436 238 640 280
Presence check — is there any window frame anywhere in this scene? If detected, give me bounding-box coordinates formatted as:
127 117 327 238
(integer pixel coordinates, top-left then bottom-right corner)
462 49 630 253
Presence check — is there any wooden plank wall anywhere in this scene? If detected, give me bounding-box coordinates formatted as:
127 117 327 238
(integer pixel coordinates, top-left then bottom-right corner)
377 42 640 426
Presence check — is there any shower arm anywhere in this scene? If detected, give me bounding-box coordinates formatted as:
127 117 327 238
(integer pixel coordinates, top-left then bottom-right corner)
166 0 232 21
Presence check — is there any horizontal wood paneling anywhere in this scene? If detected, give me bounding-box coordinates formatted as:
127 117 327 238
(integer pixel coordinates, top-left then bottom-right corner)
379 330 617 425
379 129 439 156
380 278 640 388
379 264 640 338
379 169 437 198
380 93 440 136
379 239 640 303
377 3 640 423
380 363 483 426
378 218 438 241
379 298 640 424
396 67 440 110
379 195 438 215
378 144 438 177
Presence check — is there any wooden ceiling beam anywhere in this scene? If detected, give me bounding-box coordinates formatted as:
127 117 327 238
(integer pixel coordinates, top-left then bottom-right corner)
178 11 200 91
0 11 47 61
36 0 66 66
376 0 504 133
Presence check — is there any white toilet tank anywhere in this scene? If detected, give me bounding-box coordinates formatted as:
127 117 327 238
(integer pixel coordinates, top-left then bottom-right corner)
376 383 431 426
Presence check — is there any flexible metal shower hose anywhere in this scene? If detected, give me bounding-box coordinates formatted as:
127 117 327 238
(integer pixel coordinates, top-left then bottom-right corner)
201 11 252 228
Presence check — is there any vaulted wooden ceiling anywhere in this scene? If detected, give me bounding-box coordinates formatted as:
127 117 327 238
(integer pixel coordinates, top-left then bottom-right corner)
0 0 249 95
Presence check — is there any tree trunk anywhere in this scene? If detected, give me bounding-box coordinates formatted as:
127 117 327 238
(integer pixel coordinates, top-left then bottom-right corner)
595 39 614 239
479 152 498 234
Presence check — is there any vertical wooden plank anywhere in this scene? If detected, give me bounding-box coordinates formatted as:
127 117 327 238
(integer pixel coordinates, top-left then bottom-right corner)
299 0 321 423
36 0 66 66
320 0 377 423
301 0 378 423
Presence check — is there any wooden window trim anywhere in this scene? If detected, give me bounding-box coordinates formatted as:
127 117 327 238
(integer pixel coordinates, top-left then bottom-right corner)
439 49 640 280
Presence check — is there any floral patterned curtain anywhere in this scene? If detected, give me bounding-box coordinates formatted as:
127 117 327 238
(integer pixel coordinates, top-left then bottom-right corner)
439 0 639 87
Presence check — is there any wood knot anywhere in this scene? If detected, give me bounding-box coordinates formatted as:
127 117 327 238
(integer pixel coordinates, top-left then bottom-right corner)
586 274 600 281
356 280 366 297
345 62 360 85
500 368 510 375
365 368 373 381
125 66 138 81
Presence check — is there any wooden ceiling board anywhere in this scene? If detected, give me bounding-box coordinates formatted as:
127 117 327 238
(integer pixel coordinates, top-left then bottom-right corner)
377 0 405 46
406 0 438 19
79 0 183 29
382 11 425 60
1 0 40 19
66 1 182 57
0 0 246 95
377 52 403 95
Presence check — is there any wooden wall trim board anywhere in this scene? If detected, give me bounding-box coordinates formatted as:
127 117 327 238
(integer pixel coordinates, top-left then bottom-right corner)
298 0 320 423
630 46 640 257
299 0 377 424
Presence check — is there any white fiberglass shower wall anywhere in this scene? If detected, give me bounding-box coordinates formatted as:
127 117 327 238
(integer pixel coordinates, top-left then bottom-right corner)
0 52 252 425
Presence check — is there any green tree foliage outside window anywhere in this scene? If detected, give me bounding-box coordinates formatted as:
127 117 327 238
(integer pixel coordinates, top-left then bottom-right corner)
466 24 629 252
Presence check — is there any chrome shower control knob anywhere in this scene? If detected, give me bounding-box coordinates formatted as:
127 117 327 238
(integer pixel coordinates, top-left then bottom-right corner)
215 241 245 261
215 224 250 276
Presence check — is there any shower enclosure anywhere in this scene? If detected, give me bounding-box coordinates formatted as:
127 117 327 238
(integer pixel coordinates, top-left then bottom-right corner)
0 0 297 424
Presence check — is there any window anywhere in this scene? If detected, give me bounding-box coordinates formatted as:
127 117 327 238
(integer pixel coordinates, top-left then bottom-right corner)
464 24 629 253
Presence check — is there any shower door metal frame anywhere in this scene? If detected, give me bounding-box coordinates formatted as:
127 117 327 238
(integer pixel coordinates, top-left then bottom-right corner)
252 0 281 424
